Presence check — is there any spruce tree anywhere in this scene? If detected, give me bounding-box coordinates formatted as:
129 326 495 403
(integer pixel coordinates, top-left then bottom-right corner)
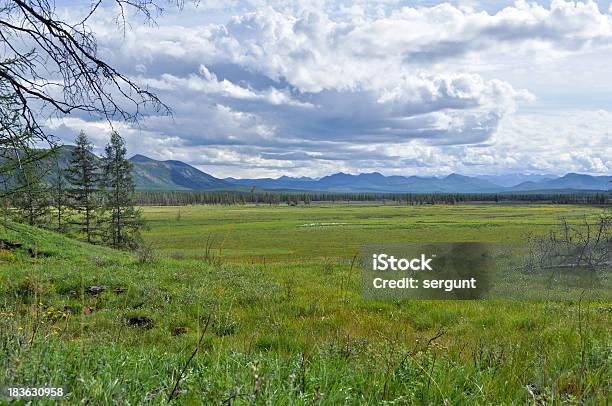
66 131 100 243
101 131 142 249
12 154 50 226
52 163 67 232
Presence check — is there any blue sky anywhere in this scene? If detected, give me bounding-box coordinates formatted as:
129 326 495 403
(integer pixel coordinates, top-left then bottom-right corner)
49 0 612 177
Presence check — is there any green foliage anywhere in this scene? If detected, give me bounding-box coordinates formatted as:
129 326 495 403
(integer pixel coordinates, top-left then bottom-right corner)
10 150 50 226
6 131 144 250
101 131 143 249
65 131 100 243
135 189 612 206
50 160 67 233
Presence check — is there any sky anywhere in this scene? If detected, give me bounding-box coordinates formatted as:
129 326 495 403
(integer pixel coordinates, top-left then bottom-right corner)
48 0 612 178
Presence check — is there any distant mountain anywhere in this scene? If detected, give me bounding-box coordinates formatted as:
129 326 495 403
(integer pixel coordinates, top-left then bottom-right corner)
476 173 555 187
510 173 612 192
14 146 230 191
9 146 611 193
225 172 505 193
129 154 230 191
23 145 101 183
225 171 611 193
225 175 316 189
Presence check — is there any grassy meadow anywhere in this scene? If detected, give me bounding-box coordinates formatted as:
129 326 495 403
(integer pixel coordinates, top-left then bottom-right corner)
0 204 610 404
143 204 599 260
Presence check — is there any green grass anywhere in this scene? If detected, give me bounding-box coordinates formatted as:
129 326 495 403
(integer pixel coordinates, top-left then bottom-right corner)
143 204 600 260
0 204 610 404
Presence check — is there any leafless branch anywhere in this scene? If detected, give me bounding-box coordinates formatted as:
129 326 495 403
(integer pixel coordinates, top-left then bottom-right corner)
523 214 612 273
1 0 180 181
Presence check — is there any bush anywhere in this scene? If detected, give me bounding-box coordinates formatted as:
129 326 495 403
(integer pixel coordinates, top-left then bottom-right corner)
134 243 156 264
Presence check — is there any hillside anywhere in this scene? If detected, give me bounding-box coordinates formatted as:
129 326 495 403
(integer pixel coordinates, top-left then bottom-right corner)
0 220 119 261
129 154 230 191
12 146 231 191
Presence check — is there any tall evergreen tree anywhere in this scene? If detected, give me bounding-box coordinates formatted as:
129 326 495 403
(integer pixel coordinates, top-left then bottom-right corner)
66 131 100 243
101 131 143 249
12 152 50 226
52 162 67 232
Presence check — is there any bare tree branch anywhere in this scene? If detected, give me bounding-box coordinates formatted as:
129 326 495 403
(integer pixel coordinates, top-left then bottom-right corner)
0 0 182 184
523 214 612 273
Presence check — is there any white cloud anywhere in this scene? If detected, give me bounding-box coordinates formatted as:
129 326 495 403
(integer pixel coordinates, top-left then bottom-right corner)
141 64 315 108
49 1 612 177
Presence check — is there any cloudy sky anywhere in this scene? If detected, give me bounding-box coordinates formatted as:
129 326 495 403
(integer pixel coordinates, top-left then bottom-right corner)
50 0 612 178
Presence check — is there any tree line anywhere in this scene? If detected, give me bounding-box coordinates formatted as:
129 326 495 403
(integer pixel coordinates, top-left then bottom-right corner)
134 190 612 206
3 131 143 249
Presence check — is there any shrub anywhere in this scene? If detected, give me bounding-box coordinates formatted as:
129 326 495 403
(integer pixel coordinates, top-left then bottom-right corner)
134 243 156 264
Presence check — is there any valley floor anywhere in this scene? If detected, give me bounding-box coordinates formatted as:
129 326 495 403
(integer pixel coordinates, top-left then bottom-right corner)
0 204 610 404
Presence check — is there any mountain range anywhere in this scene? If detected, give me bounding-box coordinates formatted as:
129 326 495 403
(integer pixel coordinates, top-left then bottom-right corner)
127 153 610 193
225 172 612 193
22 146 612 193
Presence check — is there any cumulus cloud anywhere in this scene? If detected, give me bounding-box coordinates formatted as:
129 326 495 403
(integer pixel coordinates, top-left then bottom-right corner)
142 64 314 108
50 1 612 177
